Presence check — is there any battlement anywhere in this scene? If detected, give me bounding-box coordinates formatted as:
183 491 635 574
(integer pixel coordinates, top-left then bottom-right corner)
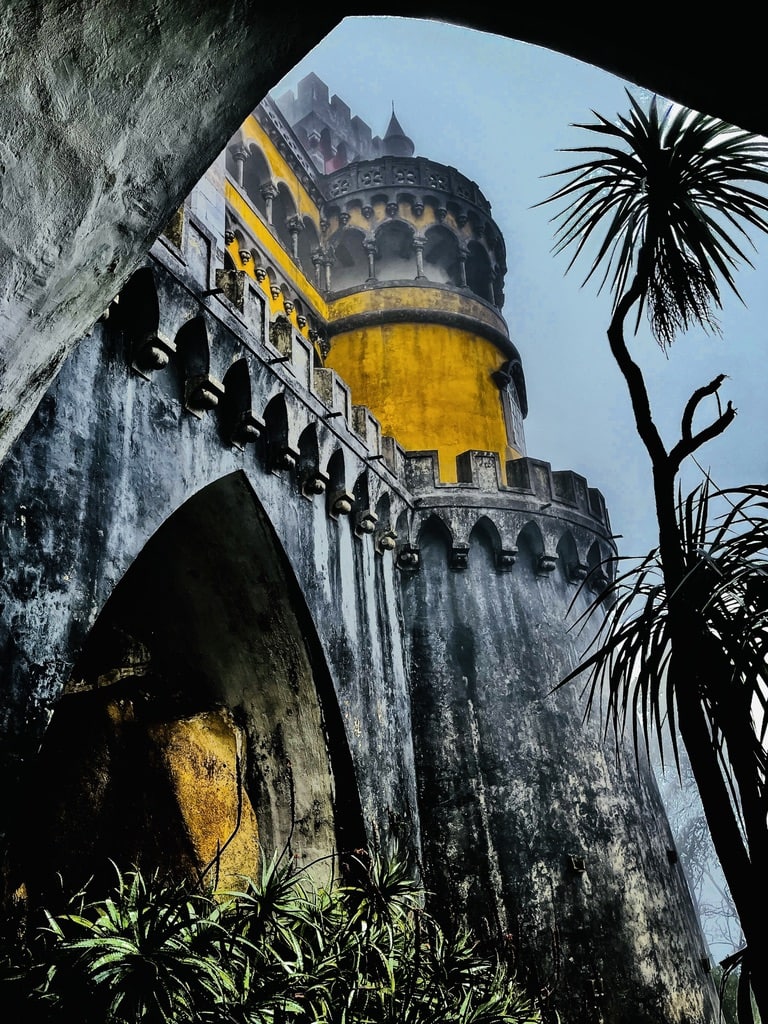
109 203 617 586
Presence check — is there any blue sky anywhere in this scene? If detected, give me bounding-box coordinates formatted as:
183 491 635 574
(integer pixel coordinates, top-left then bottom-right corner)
272 16 768 560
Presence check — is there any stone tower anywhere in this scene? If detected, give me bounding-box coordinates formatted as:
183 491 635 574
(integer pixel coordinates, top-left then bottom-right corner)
0 74 716 1024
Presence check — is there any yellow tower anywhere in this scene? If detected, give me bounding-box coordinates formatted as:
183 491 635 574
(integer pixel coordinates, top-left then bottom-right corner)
223 75 527 482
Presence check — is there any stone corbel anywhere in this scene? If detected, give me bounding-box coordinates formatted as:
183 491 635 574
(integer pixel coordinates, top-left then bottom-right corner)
450 545 470 571
568 561 589 584
397 544 420 572
588 568 610 594
496 548 518 572
329 489 355 518
270 443 299 473
376 528 397 554
301 469 330 499
131 330 176 379
230 410 265 450
185 373 225 417
535 553 558 577
355 509 378 538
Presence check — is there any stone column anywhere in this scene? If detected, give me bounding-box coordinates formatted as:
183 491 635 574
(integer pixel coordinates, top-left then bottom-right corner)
413 237 426 279
287 215 304 263
364 239 377 282
260 182 278 225
457 246 468 287
232 145 248 188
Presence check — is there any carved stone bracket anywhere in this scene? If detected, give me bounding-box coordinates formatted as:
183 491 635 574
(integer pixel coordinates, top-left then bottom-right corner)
131 330 176 379
535 553 558 577
355 509 378 538
496 548 518 572
450 545 470 571
568 561 589 584
588 569 610 594
376 528 397 554
270 443 299 473
329 489 354 518
397 544 420 572
230 409 265 450
185 373 225 418
301 469 330 499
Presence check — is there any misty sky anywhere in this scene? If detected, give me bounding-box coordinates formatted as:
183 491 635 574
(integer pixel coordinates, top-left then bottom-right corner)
271 16 768 563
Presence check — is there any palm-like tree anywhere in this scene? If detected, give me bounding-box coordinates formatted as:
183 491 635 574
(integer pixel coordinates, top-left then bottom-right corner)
542 94 768 1021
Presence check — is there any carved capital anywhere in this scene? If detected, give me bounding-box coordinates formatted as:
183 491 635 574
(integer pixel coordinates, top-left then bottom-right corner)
286 215 304 234
260 182 278 201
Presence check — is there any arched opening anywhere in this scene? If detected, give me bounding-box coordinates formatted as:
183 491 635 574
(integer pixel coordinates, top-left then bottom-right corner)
297 217 320 274
18 473 364 905
243 144 272 218
331 227 368 291
424 225 461 285
273 183 297 252
465 241 494 302
376 220 416 281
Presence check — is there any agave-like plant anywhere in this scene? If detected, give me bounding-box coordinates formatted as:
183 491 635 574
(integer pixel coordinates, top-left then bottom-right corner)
543 96 768 1022
37 866 236 1023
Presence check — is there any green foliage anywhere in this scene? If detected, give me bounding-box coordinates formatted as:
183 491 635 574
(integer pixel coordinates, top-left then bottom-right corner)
541 93 768 346
0 846 540 1024
562 480 768 782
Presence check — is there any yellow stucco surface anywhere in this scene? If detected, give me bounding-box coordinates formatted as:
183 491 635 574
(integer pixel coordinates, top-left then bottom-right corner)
148 709 260 889
327 321 518 481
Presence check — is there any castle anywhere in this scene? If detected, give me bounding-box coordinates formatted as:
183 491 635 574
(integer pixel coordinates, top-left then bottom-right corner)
0 71 717 1023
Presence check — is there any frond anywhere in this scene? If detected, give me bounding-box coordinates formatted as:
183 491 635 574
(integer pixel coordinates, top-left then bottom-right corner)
540 93 768 347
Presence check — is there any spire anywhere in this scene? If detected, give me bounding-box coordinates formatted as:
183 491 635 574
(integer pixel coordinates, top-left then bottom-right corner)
382 106 414 158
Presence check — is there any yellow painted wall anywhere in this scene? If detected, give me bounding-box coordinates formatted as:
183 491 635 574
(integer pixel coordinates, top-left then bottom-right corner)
327 321 520 482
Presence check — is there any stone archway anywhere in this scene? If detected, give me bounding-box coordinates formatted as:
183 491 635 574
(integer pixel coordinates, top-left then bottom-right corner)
17 471 364 904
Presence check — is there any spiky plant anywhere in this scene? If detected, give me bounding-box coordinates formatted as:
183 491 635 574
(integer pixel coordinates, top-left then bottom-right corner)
543 96 768 1022
543 93 768 347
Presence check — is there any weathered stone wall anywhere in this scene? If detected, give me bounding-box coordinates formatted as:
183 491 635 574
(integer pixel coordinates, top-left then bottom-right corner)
0 222 421 894
401 504 718 1023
